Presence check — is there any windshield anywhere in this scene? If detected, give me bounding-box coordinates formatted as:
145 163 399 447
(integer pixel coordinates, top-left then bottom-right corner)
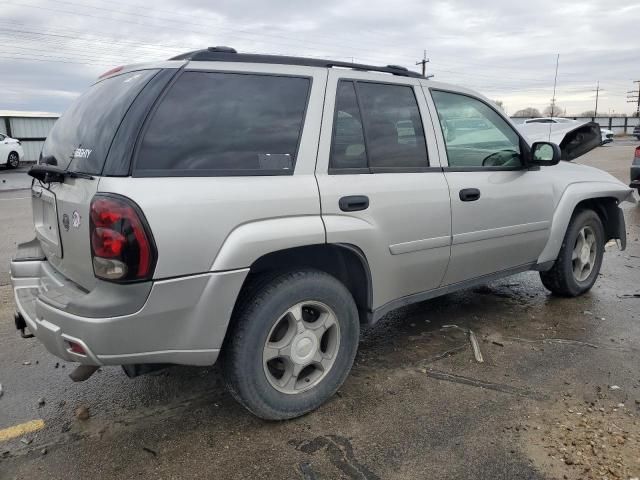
41 69 158 175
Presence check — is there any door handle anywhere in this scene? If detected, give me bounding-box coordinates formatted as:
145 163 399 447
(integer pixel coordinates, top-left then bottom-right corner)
339 195 369 212
459 188 481 202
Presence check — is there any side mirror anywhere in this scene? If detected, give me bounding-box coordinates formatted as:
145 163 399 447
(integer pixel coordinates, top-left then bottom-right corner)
530 141 561 166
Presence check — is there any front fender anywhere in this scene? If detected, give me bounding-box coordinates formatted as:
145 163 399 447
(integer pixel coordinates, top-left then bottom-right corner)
537 182 633 264
211 216 325 271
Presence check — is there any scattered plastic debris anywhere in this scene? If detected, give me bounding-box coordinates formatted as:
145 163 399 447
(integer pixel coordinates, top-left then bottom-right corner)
468 331 484 363
442 325 484 363
609 385 621 390
0 383 3 399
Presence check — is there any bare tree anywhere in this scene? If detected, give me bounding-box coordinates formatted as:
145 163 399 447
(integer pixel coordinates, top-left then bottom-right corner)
494 100 505 111
580 110 596 117
512 107 541 118
542 103 563 117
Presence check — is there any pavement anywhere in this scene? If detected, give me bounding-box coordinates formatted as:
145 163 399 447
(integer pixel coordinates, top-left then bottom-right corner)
1 145 639 480
0 167 33 192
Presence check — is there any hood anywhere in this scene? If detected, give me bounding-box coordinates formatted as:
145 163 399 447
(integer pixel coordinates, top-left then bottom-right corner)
517 121 601 161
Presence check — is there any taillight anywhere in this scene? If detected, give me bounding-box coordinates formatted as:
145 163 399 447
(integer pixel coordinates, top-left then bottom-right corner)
635 146 640 158
89 195 156 282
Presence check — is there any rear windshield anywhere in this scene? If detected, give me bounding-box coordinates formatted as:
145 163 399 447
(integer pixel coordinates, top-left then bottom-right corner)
41 69 158 175
134 71 311 176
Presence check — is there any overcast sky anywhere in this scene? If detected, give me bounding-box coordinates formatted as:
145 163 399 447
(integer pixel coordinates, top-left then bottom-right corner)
1 0 638 116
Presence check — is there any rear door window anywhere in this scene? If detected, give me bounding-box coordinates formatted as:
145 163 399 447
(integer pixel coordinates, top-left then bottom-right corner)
135 72 311 176
330 80 429 172
42 70 159 175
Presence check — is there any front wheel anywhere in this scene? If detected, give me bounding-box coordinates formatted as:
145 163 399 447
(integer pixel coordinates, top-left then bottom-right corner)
540 209 604 297
222 270 360 420
7 152 19 169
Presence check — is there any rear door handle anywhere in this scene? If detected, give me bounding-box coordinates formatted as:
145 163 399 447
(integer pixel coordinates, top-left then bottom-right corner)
459 188 481 202
339 195 369 212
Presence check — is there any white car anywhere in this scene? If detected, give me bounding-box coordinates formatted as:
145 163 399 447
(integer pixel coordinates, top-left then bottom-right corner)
0 133 24 168
522 117 613 145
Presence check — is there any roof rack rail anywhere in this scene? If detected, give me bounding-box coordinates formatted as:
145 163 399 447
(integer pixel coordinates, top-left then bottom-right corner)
168 47 424 78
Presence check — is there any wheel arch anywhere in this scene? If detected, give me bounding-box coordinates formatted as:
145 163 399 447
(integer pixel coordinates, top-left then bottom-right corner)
537 183 629 265
231 243 373 326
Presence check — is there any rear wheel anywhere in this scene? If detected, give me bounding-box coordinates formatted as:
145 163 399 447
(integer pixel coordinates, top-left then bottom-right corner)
540 209 604 297
7 152 19 169
222 270 359 420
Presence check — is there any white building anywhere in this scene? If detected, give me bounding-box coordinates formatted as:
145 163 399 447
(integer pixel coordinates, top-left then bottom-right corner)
0 111 59 162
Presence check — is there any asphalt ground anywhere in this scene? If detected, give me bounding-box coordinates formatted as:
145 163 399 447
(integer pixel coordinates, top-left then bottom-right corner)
0 143 639 479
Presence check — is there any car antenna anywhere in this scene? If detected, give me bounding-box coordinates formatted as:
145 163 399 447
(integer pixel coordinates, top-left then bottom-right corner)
549 54 560 142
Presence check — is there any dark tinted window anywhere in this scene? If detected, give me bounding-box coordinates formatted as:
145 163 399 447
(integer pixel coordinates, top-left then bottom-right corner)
357 82 428 169
136 72 310 175
42 70 158 175
330 81 367 169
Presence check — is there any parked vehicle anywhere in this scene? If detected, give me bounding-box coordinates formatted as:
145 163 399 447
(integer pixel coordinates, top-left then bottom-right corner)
631 145 640 192
0 133 24 168
523 117 574 125
11 48 635 420
519 117 613 146
633 125 640 141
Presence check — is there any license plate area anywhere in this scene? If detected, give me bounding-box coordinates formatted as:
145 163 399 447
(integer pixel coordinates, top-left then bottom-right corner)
32 185 62 259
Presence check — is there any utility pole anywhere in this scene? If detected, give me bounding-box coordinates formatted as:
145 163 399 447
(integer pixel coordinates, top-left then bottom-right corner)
416 50 434 79
592 81 603 118
628 80 640 117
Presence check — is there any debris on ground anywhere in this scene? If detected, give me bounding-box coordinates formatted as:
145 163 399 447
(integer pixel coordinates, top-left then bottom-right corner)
142 446 158 457
20 438 32 446
524 394 640 480
617 293 640 299
75 406 90 421
41 448 47 456
468 330 484 363
0 383 3 398
609 385 621 391
37 397 45 407
22 361 30 366
441 325 484 363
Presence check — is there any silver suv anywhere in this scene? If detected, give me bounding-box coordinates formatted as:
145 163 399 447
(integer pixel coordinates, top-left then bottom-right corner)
11 48 634 419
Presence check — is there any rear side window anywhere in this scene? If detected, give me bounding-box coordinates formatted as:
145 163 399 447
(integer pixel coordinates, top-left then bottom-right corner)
330 80 428 172
42 70 159 175
135 72 311 176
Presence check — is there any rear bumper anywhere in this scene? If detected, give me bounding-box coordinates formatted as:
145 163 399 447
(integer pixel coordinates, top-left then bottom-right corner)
11 256 248 366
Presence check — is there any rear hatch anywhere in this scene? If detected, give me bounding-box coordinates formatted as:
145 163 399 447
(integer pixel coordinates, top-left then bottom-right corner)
33 69 159 290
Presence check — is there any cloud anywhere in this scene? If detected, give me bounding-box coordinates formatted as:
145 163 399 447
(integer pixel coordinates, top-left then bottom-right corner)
0 0 637 115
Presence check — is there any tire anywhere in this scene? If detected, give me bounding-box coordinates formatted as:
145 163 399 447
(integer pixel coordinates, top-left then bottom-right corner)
539 209 604 297
222 269 360 420
7 152 19 169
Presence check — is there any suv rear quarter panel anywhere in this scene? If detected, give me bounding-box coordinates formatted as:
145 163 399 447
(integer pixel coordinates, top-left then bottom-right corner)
98 176 325 278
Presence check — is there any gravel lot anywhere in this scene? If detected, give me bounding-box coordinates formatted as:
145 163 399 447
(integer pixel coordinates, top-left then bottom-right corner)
0 144 639 480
